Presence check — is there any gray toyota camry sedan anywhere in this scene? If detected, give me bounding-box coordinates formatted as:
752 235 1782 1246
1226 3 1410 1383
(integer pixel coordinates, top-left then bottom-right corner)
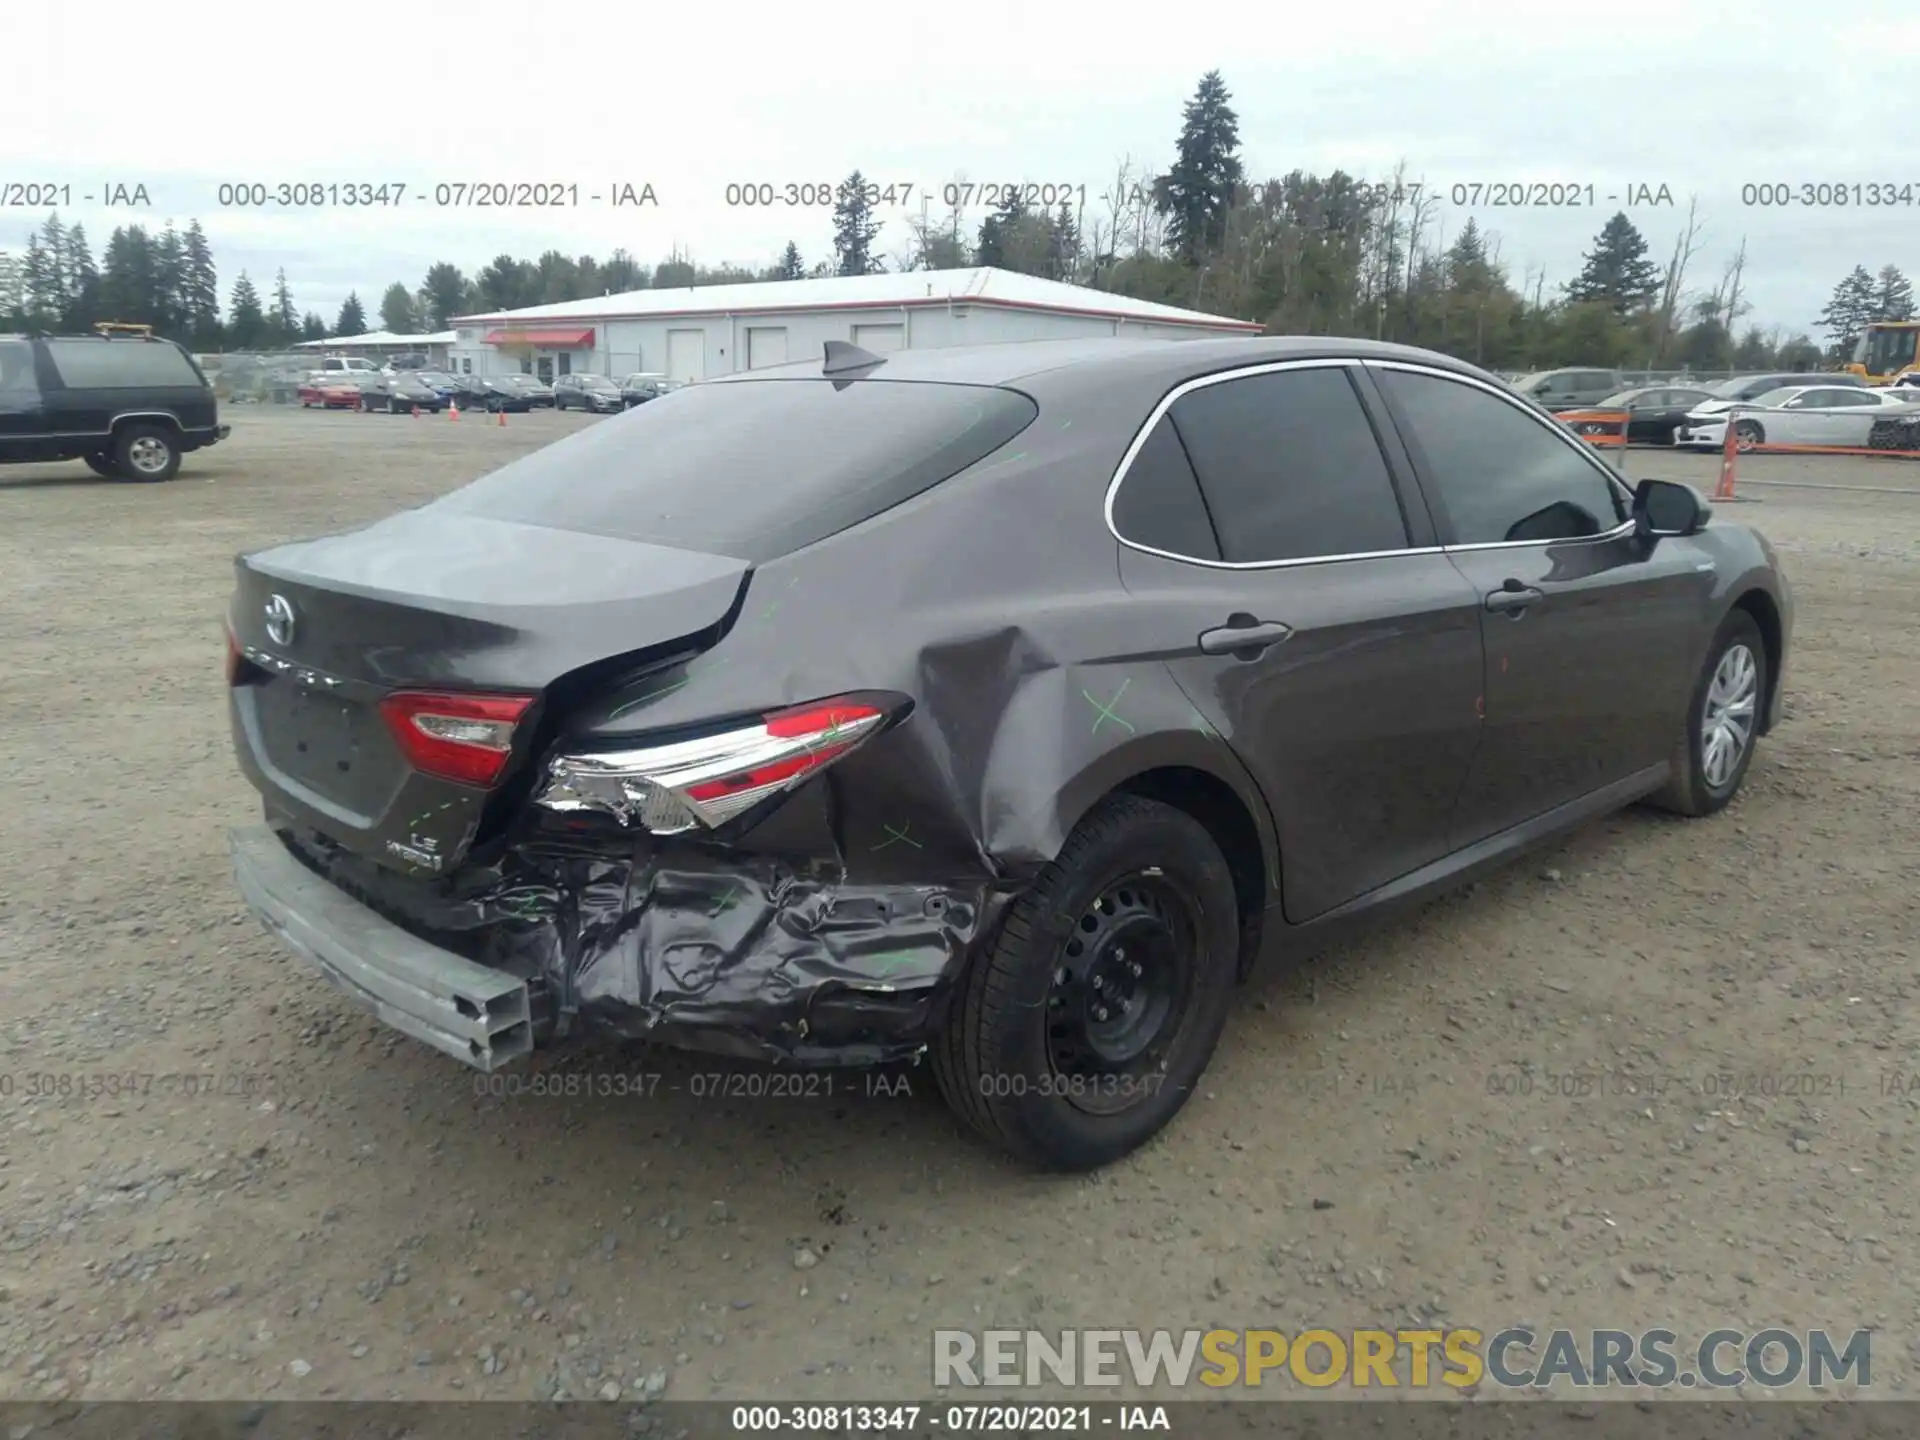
224 335 1791 1170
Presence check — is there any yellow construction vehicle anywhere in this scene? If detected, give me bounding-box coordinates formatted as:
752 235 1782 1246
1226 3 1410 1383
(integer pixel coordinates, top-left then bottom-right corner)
1844 319 1920 384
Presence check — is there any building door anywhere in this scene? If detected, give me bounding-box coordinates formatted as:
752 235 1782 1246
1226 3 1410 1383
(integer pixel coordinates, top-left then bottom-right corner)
746 327 788 370
666 329 706 382
535 356 554 382
851 323 904 353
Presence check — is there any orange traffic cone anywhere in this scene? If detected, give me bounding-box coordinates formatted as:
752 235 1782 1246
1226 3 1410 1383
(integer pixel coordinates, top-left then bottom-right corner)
1714 411 1739 502
411 405 419 417
496 408 506 427
448 400 460 421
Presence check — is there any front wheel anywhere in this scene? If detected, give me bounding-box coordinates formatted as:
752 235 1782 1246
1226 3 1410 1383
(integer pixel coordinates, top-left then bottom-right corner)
1649 610 1768 818
1733 420 1764 453
930 795 1240 1171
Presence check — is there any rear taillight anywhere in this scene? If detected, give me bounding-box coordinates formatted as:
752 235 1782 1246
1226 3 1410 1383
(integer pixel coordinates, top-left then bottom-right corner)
379 690 535 788
537 698 889 834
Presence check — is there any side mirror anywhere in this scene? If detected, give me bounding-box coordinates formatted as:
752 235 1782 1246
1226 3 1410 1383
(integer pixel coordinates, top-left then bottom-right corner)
1633 478 1710 539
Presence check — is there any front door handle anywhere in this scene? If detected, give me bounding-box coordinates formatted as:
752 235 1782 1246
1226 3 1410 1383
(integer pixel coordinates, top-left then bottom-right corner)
1484 584 1544 614
1199 619 1293 657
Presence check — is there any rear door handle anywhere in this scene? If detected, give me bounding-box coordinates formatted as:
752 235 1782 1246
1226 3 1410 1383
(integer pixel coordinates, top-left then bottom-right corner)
1199 620 1292 657
1484 585 1544 614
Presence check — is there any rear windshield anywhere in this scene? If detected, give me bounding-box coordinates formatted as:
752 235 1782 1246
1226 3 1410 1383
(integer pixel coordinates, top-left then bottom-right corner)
435 378 1038 561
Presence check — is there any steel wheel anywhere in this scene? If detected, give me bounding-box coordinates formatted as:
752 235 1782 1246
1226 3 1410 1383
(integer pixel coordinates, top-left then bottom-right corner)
1700 641 1758 791
1044 873 1197 1117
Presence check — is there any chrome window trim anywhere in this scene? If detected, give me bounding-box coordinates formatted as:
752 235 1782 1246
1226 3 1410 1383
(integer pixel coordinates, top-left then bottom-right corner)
1364 359 1639 549
1102 356 1441 572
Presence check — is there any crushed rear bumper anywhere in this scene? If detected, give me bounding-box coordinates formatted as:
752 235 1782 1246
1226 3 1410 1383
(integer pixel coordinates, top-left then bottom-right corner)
231 820 1016 1069
230 825 533 1070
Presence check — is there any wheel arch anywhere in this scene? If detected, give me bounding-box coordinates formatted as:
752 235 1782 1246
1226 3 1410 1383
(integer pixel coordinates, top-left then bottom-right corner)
1034 736 1279 982
1730 586 1783 735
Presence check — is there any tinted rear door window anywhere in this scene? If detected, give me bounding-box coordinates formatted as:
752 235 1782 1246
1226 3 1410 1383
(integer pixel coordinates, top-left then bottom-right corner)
1110 416 1221 560
1379 368 1625 545
45 341 202 388
1166 366 1409 563
438 378 1038 561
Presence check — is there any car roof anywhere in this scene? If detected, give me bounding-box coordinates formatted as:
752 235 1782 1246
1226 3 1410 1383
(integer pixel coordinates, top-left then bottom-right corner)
708 334 1503 391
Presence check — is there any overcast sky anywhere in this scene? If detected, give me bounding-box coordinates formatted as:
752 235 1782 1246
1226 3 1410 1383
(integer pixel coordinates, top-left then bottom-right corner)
7 3 1917 335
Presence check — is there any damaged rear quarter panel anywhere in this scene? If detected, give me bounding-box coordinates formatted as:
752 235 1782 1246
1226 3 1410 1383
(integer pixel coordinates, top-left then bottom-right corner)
463 368 1282 1059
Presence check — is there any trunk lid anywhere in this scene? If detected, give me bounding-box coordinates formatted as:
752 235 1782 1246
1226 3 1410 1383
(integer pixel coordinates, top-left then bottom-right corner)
229 510 750 874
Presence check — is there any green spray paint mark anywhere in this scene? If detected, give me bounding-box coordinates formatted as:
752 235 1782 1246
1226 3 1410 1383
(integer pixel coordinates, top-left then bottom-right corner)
872 822 923 853
1083 678 1136 737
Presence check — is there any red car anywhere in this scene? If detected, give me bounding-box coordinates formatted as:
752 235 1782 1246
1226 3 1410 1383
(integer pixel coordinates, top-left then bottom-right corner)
298 374 366 410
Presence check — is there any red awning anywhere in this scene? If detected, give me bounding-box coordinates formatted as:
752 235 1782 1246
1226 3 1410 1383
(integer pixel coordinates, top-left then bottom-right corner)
484 328 595 348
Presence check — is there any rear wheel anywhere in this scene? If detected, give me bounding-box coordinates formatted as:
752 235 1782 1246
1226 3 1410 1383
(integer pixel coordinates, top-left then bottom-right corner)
931 795 1239 1171
113 424 181 482
1649 609 1768 818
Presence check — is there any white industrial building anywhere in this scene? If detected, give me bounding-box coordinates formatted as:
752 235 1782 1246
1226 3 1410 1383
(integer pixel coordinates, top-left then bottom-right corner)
447 268 1260 384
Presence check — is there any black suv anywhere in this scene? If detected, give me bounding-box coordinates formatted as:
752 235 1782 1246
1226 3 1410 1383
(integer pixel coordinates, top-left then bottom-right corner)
0 332 229 481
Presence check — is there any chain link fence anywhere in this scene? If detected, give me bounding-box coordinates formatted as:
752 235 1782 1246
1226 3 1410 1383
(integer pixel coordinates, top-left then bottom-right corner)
197 351 326 404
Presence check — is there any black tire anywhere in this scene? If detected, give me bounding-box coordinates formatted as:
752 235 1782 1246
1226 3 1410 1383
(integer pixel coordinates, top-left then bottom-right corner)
83 453 118 478
1648 609 1768 818
930 794 1240 1171
386 397 398 414
112 423 181 483
1734 419 1764 452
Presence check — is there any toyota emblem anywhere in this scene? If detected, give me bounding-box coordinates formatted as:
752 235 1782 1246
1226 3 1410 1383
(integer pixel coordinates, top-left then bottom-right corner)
264 594 297 647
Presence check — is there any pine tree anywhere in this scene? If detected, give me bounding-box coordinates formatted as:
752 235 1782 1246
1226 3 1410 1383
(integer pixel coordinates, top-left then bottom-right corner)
1046 203 1080 281
975 194 1025 269
34 216 68 313
153 224 185 337
777 242 805 280
271 268 299 345
21 236 60 330
61 222 100 330
378 282 417 334
335 292 368 336
420 263 470 329
181 221 221 348
300 311 328 341
227 272 265 349
1871 264 1915 322
1816 265 1878 356
1152 71 1244 263
832 171 883 276
1565 213 1661 315
0 250 22 325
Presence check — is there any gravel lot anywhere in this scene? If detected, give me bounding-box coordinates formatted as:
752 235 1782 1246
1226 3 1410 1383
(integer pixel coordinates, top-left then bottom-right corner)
1 407 1917 1405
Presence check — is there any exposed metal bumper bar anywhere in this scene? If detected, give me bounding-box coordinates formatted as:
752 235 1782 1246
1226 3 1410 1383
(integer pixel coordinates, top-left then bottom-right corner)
229 825 532 1071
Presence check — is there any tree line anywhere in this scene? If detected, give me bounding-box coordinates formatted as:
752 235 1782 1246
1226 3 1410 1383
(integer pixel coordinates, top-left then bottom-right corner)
1 71 1912 372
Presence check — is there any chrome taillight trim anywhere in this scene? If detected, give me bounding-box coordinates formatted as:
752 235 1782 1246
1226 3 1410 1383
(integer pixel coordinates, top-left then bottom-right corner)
535 709 886 833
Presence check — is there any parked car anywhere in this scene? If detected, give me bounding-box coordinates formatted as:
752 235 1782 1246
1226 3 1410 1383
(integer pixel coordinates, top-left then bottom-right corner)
552 373 625 413
224 335 1792 1171
410 371 483 408
310 355 381 377
494 374 555 408
0 332 229 481
298 373 367 410
470 377 535 413
1590 385 1717 445
1507 367 1627 411
620 372 672 408
356 372 444 414
1677 383 1920 451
